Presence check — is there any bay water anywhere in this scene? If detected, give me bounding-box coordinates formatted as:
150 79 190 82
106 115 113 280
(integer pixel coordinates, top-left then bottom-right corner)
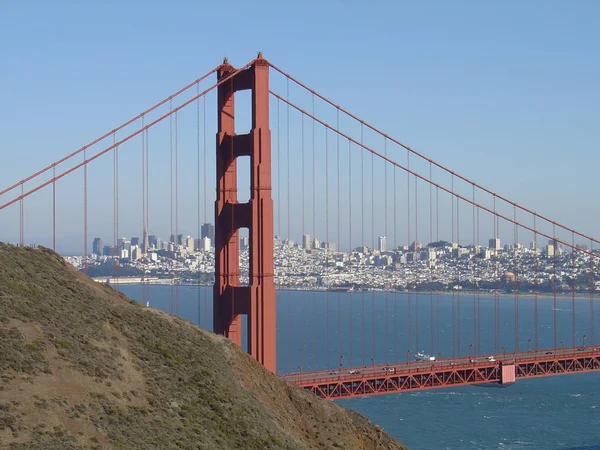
117 284 600 449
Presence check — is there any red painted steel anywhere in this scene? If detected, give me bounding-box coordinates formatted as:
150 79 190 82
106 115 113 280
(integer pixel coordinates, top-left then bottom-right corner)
213 55 276 373
285 347 600 400
501 364 516 384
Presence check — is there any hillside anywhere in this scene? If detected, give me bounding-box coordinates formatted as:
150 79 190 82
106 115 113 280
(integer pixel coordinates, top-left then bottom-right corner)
0 243 407 450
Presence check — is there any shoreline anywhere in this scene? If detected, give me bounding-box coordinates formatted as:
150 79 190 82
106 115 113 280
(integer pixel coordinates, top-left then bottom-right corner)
93 278 599 300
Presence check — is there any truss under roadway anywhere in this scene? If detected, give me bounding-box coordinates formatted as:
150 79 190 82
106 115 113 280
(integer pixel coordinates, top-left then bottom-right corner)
284 346 600 400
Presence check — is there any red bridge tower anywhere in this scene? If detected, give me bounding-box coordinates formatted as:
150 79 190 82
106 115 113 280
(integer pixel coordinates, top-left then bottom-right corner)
213 55 276 373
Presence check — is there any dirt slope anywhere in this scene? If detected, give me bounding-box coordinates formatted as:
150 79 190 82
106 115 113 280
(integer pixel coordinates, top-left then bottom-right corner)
0 243 407 450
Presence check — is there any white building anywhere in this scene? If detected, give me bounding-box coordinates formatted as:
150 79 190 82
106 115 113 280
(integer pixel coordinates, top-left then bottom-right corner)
302 234 311 250
378 236 387 252
130 245 141 261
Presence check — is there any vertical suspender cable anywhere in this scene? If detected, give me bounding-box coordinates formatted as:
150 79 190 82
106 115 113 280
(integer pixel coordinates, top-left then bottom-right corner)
457 192 461 356
116 136 119 285
312 93 317 370
384 137 388 363
361 123 365 367
436 186 440 356
553 224 557 349
175 111 179 315
472 185 476 354
203 95 207 329
572 231 576 348
169 99 174 314
301 113 306 370
277 95 281 239
141 117 145 274
197 84 201 326
513 206 520 352
19 184 24 246
146 121 150 307
286 79 292 371
349 138 353 368
113 133 118 281
145 122 149 301
276 94 282 361
276 96 281 240
325 126 330 369
84 150 88 274
393 147 398 363
477 205 481 354
141 115 148 307
493 195 498 353
371 128 375 365
415 175 419 354
496 202 500 354
451 175 455 358
591 239 595 345
534 215 539 351
407 150 411 358
430 163 434 355
336 109 341 366
52 165 56 251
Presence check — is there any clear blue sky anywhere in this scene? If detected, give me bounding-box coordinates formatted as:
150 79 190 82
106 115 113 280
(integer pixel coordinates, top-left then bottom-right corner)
1 1 598 252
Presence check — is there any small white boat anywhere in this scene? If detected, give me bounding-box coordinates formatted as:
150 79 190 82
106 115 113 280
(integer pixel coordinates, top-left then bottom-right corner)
414 352 436 362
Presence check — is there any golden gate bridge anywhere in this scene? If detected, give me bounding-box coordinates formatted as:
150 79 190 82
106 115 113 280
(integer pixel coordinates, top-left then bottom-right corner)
2 54 600 400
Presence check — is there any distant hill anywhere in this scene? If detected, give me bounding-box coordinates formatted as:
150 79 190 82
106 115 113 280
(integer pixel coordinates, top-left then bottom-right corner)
0 243 407 450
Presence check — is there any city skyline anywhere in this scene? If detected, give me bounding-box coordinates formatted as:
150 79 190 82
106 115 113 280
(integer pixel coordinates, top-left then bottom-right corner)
67 226 599 298
87 226 578 261
11 217 596 257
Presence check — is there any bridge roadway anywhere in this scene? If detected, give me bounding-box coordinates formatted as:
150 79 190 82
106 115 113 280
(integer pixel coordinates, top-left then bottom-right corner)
283 346 600 400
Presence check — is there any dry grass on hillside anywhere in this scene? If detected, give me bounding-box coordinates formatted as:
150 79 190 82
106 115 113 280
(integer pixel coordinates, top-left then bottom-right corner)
0 243 407 449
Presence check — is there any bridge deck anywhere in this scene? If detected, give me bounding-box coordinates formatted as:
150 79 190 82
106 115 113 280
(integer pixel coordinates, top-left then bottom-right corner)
284 346 600 400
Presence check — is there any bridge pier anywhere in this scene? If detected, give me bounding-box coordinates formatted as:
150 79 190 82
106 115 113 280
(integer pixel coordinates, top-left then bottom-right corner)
500 364 516 385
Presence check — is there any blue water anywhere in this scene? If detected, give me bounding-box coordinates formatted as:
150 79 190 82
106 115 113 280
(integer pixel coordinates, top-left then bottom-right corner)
117 284 600 449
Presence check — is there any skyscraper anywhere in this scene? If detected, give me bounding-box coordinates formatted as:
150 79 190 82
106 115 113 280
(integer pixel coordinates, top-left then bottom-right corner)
409 241 422 252
142 229 149 254
92 238 103 256
201 223 215 243
302 234 311 250
489 238 501 250
322 241 336 252
184 236 194 252
378 236 387 252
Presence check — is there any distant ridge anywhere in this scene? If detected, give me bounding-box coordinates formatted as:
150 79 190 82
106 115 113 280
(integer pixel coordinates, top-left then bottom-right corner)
0 243 407 450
